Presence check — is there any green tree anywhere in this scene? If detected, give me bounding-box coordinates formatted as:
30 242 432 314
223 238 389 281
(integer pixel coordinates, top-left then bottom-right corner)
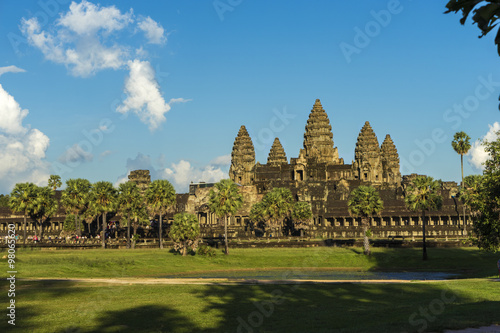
30 185 58 240
452 131 472 233
145 180 176 249
347 186 384 255
446 1 500 55
88 181 117 249
404 176 443 260
117 182 143 249
48 175 62 191
208 179 243 255
169 213 201 256
61 178 91 237
261 187 294 239
291 201 313 237
63 214 84 233
0 194 10 208
249 201 267 236
9 182 38 244
465 134 500 251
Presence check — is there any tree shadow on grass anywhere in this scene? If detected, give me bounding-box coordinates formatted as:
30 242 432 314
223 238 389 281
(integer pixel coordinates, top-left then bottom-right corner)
192 280 500 333
61 304 198 333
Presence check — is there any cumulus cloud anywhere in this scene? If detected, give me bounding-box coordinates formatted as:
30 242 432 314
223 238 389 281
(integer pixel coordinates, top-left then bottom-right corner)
138 16 166 44
210 154 231 166
468 122 500 170
58 143 94 165
117 59 170 131
0 84 50 193
20 2 130 77
0 66 26 77
116 153 228 193
20 1 183 131
162 160 226 191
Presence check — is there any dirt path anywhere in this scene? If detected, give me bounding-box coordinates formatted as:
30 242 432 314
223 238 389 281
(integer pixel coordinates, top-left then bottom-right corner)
22 277 469 285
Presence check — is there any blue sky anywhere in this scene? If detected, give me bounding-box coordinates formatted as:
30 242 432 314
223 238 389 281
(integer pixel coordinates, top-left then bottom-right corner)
0 0 499 194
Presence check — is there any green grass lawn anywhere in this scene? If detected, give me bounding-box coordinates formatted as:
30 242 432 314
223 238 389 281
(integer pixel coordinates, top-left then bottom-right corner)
1 247 499 332
3 246 499 279
2 279 499 332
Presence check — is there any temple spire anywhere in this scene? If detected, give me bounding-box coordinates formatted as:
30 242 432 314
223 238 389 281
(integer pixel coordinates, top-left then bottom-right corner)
353 121 382 183
267 138 287 165
229 125 255 185
381 134 401 185
302 99 340 164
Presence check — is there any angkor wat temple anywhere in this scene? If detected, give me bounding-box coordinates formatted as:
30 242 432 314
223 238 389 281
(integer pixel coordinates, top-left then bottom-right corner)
178 99 468 239
0 99 468 240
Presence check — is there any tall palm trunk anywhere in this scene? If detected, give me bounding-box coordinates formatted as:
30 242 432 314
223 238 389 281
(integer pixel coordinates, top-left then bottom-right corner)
224 215 229 255
101 212 106 249
127 212 131 249
23 214 27 245
159 214 163 249
422 210 427 260
362 217 371 255
461 154 467 236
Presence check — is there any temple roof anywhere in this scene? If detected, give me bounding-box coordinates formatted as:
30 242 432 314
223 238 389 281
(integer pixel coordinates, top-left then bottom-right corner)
303 99 338 163
231 125 255 166
267 137 287 165
381 134 399 164
355 121 380 160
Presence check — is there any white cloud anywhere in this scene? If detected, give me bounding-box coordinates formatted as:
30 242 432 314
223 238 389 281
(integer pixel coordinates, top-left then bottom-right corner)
468 122 500 170
20 1 132 77
58 143 93 165
138 16 166 44
116 153 227 193
162 160 226 191
210 154 231 166
20 1 185 130
0 85 50 193
58 0 133 35
0 84 29 135
168 97 192 105
117 59 170 131
100 150 112 158
0 66 26 77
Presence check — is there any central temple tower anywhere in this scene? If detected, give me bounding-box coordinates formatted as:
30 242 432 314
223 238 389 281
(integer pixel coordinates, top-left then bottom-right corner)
300 99 342 164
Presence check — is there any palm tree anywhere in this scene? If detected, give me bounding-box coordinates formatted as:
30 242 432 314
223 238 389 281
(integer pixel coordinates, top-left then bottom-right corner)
404 176 442 260
61 178 91 237
347 186 384 255
452 131 471 234
30 186 58 240
9 182 38 244
261 187 294 239
169 213 201 256
145 180 176 249
48 175 62 191
291 201 313 237
88 181 117 249
117 182 142 249
208 179 243 255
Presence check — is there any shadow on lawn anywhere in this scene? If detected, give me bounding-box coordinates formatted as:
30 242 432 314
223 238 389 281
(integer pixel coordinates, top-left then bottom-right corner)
190 281 500 333
60 305 198 333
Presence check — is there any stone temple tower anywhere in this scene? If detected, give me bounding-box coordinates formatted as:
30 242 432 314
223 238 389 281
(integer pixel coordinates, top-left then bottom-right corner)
300 99 341 164
267 138 287 166
353 121 383 183
229 125 255 185
381 134 401 186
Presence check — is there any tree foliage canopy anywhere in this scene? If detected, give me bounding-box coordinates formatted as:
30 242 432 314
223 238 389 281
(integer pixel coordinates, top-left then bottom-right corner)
446 0 500 55
404 176 443 212
462 132 500 251
347 186 384 218
169 213 200 256
208 179 243 219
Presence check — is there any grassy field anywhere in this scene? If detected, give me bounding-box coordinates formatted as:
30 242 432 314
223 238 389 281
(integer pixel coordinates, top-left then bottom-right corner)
2 279 499 332
1 247 499 332
3 246 500 279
